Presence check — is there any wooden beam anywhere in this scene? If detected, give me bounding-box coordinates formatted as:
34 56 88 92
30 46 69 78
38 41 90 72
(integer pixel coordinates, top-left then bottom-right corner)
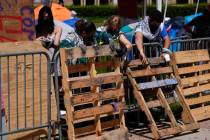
130 67 173 77
178 63 210 75
71 88 124 105
138 78 177 90
183 83 210 96
173 49 209 64
181 73 210 87
68 72 122 89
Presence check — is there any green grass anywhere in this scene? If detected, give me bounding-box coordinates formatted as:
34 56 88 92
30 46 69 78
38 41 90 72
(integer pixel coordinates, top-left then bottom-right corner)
80 16 107 27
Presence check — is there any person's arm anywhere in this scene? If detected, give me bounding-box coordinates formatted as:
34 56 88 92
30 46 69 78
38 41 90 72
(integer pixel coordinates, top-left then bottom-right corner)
53 26 62 47
135 32 147 64
119 34 132 51
163 35 170 49
161 25 170 49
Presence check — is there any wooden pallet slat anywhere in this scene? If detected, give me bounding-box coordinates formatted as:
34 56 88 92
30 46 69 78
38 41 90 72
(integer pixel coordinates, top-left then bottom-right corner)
183 83 210 96
178 63 210 75
72 88 124 105
138 78 177 90
68 72 122 89
181 73 210 87
131 67 173 77
173 49 209 64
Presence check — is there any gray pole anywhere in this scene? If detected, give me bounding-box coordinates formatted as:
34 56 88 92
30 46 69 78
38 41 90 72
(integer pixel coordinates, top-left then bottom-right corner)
156 0 162 12
143 0 147 17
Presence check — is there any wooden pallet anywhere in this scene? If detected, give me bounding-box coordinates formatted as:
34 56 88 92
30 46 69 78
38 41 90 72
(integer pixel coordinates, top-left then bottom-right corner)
60 45 127 140
126 58 199 139
172 49 210 121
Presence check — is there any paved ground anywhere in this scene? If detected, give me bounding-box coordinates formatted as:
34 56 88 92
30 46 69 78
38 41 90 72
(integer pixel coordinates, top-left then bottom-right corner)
129 120 210 140
77 120 210 140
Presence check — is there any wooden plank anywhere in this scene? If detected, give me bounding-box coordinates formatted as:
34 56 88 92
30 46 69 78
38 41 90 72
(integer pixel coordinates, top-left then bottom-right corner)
64 45 116 59
68 60 114 74
138 78 177 90
183 83 210 96
191 106 210 121
128 57 165 67
72 88 124 105
68 72 122 89
130 67 173 77
158 123 198 137
74 119 120 137
157 89 178 128
178 63 210 75
173 50 209 64
181 73 210 87
60 48 75 140
186 95 210 106
0 0 35 42
147 97 176 108
73 104 114 120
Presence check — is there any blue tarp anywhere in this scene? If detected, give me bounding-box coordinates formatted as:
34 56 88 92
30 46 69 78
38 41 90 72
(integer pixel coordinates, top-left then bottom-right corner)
64 17 80 29
184 13 203 25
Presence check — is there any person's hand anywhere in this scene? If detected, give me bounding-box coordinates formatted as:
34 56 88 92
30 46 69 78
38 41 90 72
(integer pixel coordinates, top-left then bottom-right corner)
36 36 44 41
78 44 87 54
139 52 147 65
108 38 115 52
115 46 127 57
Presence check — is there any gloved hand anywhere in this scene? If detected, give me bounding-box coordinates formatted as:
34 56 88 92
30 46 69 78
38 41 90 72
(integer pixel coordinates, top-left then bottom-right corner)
78 44 87 54
115 46 127 57
109 38 116 52
39 36 53 48
93 43 100 55
162 48 172 54
161 48 172 62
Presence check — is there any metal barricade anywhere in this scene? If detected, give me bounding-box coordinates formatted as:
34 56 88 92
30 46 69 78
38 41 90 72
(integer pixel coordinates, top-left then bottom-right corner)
130 37 210 59
52 51 63 140
0 51 52 140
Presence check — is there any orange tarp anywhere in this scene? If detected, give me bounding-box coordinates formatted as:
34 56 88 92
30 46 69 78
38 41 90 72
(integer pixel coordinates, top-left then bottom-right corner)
34 3 71 21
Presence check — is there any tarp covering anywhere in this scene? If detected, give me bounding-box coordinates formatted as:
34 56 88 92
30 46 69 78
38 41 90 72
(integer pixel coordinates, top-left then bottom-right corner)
34 3 71 21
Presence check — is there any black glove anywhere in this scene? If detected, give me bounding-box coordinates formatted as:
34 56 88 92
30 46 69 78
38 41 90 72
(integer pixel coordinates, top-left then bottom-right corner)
109 38 116 52
78 44 87 54
115 46 127 57
93 43 100 55
40 36 53 48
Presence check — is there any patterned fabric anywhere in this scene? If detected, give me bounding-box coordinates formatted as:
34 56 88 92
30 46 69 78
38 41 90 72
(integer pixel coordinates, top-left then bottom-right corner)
60 31 84 48
135 16 168 42
135 16 162 41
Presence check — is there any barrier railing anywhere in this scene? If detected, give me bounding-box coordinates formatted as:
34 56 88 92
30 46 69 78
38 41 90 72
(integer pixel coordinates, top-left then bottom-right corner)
0 50 52 140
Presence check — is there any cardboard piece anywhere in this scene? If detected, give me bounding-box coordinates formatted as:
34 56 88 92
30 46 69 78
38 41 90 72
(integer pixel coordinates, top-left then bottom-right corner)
0 0 35 42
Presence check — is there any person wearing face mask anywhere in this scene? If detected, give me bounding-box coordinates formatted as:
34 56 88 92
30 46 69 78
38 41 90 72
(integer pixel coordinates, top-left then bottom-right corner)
135 10 170 64
97 15 132 57
36 6 62 60
60 19 98 64
60 19 97 49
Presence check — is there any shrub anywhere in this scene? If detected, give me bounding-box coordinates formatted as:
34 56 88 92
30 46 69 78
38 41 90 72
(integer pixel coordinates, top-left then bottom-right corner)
66 4 208 18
